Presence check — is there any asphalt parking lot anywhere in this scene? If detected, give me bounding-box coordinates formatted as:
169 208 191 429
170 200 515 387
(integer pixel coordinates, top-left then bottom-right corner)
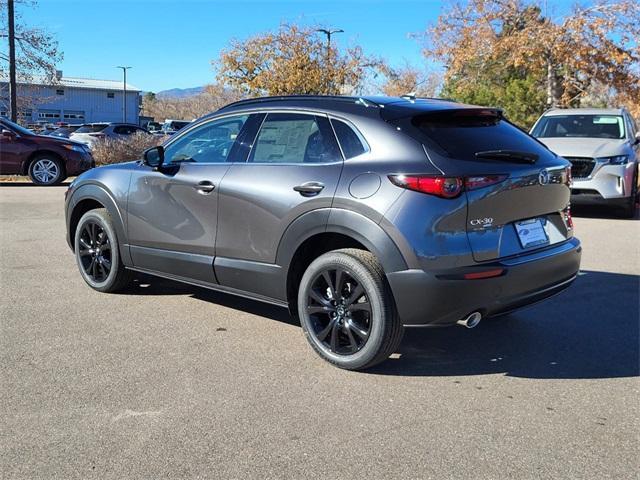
1 184 638 479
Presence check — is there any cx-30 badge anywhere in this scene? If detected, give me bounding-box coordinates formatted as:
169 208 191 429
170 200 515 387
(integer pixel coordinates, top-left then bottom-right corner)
470 217 494 228
538 169 550 185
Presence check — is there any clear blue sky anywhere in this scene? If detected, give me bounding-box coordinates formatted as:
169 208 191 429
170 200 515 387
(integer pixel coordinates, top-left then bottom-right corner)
20 0 576 93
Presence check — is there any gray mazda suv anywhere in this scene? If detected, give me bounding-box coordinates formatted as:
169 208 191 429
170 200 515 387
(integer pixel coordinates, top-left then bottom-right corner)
64 96 581 370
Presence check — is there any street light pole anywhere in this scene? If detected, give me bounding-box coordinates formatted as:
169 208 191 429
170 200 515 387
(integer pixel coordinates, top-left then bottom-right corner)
116 66 131 122
8 0 18 122
316 28 343 94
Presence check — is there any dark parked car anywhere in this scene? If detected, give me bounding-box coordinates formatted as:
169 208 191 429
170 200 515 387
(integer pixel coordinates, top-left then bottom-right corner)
1 118 94 185
50 125 81 139
64 96 581 370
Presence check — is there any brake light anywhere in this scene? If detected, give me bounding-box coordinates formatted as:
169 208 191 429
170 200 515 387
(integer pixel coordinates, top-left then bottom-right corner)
465 175 508 190
563 205 573 230
388 174 507 199
388 175 463 198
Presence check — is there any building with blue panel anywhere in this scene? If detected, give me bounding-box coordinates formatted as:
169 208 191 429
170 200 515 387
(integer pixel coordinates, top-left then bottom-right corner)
0 71 141 125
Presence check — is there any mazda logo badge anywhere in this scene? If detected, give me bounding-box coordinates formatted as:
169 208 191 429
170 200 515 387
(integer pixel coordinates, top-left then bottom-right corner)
538 169 550 185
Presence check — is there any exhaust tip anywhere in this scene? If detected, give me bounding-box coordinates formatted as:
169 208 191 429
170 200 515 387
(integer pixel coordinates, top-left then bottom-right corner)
457 311 482 329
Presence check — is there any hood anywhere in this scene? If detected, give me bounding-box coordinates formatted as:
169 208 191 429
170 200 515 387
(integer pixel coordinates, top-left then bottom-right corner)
34 134 88 148
538 137 628 159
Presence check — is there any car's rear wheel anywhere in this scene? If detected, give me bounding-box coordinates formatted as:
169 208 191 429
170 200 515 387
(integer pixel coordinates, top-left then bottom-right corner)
298 248 403 370
74 208 131 292
28 155 65 186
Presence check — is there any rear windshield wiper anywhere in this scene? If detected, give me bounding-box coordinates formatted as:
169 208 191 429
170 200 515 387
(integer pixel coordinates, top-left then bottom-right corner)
475 150 538 164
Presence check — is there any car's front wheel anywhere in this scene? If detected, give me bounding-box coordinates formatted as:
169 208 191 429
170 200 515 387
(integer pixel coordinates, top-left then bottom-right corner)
74 208 131 292
28 155 65 186
298 249 404 370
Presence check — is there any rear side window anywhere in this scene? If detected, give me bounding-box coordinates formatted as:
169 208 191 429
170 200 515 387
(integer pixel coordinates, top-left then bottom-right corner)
75 124 108 133
249 113 342 164
331 119 367 159
114 126 134 134
391 109 549 160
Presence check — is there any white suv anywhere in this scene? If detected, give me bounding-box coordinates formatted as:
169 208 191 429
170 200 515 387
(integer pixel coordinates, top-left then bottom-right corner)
531 108 640 217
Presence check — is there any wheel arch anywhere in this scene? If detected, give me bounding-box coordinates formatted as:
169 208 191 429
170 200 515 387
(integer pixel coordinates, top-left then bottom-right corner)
67 183 131 265
277 208 407 313
22 150 65 176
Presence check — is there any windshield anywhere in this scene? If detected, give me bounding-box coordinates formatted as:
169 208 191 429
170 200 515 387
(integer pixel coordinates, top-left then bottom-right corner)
75 124 108 133
0 118 34 136
532 115 625 139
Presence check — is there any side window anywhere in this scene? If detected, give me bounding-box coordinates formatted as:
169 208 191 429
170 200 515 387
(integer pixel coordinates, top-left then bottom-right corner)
249 113 342 164
164 115 249 164
331 119 367 159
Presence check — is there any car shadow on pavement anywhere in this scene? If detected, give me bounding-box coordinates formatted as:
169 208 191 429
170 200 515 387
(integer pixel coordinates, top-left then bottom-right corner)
125 270 638 380
0 181 71 187
371 270 639 379
126 274 298 326
572 203 639 220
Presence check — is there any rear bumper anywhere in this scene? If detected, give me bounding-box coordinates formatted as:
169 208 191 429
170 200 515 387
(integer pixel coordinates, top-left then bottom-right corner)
386 238 582 326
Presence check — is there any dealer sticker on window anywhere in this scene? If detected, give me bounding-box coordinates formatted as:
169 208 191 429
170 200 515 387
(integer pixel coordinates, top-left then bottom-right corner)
515 218 549 249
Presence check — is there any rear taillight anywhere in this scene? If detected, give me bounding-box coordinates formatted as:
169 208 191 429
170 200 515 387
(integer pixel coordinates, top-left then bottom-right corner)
388 174 507 199
388 175 463 198
563 205 573 230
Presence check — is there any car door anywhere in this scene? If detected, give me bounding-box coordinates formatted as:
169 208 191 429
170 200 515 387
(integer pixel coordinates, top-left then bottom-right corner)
215 111 344 298
0 123 24 174
126 113 255 283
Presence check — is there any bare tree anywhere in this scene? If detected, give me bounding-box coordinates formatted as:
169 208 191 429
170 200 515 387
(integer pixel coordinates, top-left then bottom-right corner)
0 0 62 81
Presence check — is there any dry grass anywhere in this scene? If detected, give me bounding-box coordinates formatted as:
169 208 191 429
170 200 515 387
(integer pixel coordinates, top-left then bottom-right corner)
91 133 166 166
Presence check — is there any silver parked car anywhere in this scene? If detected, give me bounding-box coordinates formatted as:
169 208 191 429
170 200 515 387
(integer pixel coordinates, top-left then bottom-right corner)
70 123 149 150
531 108 640 217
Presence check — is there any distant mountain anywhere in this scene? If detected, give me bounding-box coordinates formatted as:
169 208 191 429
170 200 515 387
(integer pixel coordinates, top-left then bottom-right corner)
156 86 205 99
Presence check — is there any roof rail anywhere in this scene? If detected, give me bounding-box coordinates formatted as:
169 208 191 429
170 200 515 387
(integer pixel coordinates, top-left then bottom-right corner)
217 95 382 111
400 95 458 103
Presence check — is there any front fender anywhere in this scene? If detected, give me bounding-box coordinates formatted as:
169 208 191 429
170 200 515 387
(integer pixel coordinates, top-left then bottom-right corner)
66 182 132 266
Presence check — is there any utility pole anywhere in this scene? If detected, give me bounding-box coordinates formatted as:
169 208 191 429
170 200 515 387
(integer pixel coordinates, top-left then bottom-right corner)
116 66 131 122
316 28 343 94
8 0 17 122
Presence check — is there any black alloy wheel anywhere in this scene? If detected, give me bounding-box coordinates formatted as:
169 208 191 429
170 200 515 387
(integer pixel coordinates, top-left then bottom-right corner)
306 267 372 355
77 221 112 282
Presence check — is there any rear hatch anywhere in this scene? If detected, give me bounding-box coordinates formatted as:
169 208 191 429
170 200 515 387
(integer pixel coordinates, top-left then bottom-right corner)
387 107 573 262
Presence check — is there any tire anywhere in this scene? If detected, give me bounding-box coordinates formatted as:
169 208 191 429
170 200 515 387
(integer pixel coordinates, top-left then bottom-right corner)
74 208 131 293
28 154 66 186
298 248 404 370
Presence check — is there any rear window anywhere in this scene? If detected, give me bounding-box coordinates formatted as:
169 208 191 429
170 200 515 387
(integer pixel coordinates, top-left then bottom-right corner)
532 114 625 139
390 109 549 160
75 124 108 133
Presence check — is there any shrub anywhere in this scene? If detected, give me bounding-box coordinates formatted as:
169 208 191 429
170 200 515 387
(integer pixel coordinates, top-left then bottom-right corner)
91 133 166 166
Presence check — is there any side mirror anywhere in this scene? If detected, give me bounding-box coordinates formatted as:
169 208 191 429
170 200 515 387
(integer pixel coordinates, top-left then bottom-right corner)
635 132 640 145
1 129 16 139
143 145 164 169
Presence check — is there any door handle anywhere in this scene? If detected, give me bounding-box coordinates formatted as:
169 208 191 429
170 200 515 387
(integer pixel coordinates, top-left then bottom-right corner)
293 181 325 196
194 180 215 194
